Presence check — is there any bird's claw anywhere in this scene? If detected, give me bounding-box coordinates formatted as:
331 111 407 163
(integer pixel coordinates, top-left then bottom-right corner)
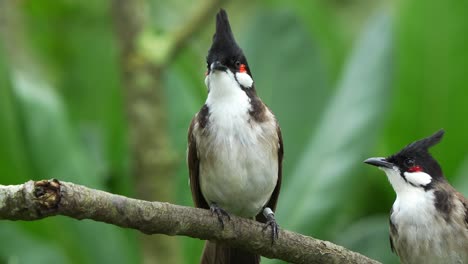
263 217 279 244
210 203 231 229
262 207 279 245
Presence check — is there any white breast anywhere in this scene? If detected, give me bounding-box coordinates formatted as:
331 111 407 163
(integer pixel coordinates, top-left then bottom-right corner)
391 189 468 264
196 70 279 217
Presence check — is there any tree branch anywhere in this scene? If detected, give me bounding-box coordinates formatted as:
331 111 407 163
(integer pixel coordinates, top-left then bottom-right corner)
0 179 380 264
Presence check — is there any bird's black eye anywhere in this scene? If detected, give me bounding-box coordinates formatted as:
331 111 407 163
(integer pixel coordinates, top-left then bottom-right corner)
404 158 415 167
235 61 241 68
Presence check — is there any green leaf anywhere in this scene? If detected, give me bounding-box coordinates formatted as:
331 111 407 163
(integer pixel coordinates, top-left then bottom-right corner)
5 3 139 262
22 0 130 195
265 0 347 81
8 68 138 264
0 41 31 184
275 10 393 237
386 0 468 178
10 69 101 187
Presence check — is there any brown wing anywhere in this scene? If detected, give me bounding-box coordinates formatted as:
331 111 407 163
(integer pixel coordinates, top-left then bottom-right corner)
187 116 209 209
256 122 283 223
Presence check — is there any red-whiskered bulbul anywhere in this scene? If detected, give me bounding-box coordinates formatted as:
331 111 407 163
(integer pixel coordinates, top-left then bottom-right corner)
364 129 468 264
187 9 283 264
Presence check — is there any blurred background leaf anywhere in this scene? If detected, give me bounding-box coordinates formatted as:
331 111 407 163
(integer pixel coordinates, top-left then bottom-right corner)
266 9 392 264
275 9 392 236
0 0 467 263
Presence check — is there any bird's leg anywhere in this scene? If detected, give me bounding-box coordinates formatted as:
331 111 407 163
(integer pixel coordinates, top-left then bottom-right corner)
210 203 231 229
262 207 279 244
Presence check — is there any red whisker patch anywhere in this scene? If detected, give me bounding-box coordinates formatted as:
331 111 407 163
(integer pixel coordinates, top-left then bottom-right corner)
408 166 422 172
239 64 246 73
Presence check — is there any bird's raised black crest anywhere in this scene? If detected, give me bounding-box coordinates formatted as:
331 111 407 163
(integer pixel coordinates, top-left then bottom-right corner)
387 129 445 180
403 129 445 153
210 9 241 55
213 9 237 48
207 9 247 69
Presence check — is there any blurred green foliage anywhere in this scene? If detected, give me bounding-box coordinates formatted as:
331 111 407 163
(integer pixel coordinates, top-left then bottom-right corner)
0 0 467 264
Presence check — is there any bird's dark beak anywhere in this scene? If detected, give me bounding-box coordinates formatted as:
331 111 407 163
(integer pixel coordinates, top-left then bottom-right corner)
211 61 227 72
364 157 394 169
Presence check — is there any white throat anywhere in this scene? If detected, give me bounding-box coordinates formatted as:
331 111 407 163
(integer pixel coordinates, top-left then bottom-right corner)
204 70 252 146
206 70 245 100
205 70 252 114
381 167 432 195
381 167 411 194
382 166 436 226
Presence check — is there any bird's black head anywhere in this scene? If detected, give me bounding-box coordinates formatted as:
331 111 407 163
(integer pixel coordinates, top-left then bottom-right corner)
206 9 252 77
386 129 445 179
365 129 446 191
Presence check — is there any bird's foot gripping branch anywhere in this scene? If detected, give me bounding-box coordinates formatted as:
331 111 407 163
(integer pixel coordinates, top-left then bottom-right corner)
0 180 381 264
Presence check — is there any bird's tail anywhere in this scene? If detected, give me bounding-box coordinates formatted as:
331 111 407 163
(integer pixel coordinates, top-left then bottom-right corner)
200 241 260 264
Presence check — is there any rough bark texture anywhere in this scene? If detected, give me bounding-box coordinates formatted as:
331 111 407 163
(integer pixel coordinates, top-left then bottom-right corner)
0 180 381 264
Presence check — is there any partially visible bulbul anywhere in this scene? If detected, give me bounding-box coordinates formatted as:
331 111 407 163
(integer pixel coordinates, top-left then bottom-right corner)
365 130 468 264
187 9 283 264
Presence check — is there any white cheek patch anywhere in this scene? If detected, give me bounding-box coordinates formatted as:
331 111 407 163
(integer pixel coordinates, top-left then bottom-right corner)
235 72 253 88
404 171 432 186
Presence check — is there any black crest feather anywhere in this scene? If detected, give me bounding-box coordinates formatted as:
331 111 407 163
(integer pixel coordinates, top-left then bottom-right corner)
207 9 244 65
213 9 237 48
403 129 445 153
